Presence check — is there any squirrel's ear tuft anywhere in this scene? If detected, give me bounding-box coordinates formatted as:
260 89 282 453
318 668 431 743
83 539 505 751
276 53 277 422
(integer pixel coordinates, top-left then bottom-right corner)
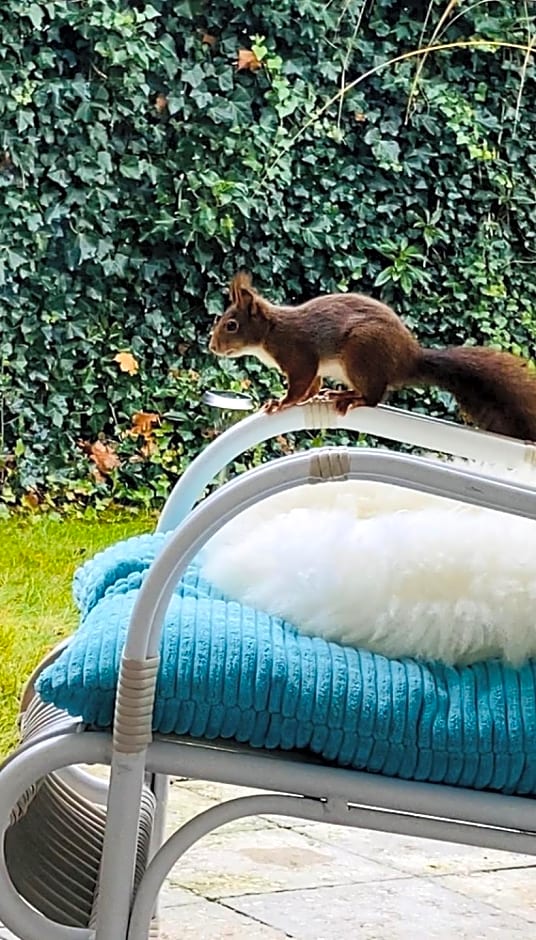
229 271 254 307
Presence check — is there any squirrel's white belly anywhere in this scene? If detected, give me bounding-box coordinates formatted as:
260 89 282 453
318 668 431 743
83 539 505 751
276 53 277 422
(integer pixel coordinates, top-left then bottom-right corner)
319 358 351 387
243 346 282 370
243 347 350 387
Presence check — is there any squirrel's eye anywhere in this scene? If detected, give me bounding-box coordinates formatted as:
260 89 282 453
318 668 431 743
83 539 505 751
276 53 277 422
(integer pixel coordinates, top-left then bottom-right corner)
225 319 239 334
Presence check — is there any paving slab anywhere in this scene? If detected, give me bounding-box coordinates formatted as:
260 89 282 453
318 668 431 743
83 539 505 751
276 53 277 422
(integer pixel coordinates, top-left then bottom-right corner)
437 866 536 924
224 877 535 939
165 824 404 899
159 899 292 939
280 818 536 877
166 778 279 836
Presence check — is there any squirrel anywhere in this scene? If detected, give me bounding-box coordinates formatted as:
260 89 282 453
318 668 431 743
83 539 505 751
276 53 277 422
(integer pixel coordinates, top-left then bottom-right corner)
209 272 536 441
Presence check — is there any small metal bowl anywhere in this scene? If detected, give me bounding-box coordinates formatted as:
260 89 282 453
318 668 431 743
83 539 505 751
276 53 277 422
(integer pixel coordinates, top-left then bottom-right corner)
201 390 254 412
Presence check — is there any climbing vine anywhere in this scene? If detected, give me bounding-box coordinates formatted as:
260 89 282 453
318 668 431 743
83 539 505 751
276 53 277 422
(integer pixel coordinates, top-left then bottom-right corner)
0 0 535 510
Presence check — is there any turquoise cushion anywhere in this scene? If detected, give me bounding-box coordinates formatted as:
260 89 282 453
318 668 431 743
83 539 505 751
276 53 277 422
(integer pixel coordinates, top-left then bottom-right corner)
36 534 536 795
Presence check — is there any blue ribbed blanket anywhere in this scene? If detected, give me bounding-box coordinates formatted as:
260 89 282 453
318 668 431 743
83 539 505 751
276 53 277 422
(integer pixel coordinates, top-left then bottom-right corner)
36 534 536 795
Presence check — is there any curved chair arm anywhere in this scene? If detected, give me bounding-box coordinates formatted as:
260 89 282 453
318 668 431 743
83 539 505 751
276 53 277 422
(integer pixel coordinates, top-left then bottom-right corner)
157 401 536 533
97 443 536 939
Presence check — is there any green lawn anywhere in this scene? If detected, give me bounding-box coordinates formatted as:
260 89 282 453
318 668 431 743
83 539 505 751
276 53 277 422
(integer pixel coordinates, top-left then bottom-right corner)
0 513 153 758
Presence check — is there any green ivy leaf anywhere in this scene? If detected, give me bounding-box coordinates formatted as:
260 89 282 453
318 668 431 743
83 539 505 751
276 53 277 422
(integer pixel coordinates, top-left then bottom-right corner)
27 4 44 29
1 0 535 512
77 234 97 261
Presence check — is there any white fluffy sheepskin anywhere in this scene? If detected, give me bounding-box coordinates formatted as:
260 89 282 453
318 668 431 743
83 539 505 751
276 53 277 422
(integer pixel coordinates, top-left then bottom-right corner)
200 466 536 666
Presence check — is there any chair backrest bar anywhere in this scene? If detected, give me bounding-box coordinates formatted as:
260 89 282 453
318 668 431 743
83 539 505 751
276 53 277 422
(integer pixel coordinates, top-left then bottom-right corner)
158 402 536 533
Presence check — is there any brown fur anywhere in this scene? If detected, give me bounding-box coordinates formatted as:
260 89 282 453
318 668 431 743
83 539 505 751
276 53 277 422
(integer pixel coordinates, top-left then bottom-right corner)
209 273 536 440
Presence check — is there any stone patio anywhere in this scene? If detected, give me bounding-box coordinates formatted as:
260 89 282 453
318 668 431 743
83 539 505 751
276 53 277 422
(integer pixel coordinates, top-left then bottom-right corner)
2 776 536 939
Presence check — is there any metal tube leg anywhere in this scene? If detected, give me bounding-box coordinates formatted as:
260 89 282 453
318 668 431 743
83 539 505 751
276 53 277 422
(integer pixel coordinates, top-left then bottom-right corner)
94 753 147 940
147 772 169 931
149 773 169 860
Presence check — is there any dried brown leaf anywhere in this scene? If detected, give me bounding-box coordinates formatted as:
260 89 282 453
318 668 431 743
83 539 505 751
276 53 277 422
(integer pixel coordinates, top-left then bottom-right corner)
237 48 262 71
114 351 139 375
21 490 40 509
139 441 156 458
84 440 120 476
155 94 168 112
276 435 294 455
131 411 160 438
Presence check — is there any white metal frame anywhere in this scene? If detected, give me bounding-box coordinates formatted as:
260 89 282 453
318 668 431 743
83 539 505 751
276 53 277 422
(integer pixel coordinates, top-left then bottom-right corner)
1 402 536 940
157 401 536 532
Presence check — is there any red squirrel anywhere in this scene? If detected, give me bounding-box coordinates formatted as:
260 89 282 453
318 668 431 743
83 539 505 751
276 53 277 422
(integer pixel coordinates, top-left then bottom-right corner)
209 272 536 440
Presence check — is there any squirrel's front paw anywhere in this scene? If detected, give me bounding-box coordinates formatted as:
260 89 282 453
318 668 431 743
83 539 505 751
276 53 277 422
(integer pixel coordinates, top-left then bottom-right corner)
263 398 284 415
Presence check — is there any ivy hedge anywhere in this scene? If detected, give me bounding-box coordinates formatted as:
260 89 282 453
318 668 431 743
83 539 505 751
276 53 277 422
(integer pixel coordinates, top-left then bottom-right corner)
1 0 535 511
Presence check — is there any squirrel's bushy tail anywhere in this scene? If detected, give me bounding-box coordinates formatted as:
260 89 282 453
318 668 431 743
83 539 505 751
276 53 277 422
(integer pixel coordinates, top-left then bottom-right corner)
411 346 536 440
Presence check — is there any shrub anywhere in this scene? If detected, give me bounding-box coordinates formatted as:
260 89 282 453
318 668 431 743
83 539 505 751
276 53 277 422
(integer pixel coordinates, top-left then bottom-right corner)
1 0 535 509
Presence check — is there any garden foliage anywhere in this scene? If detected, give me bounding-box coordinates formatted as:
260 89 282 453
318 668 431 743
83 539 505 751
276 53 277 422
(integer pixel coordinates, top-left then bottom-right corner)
0 0 535 509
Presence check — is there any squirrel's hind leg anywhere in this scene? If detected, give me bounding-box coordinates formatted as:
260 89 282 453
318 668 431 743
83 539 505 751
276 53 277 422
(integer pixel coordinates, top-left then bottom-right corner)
316 331 388 414
318 389 367 415
341 331 389 408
